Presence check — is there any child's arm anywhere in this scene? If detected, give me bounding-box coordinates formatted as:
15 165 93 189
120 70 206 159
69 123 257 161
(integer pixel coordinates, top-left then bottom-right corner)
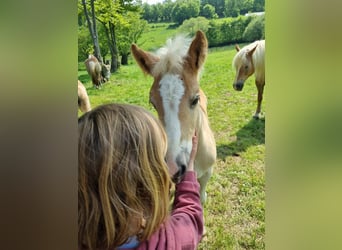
171 133 204 245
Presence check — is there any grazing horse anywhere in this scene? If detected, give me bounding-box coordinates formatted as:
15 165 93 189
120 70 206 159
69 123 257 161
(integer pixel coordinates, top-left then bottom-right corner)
78 80 91 113
85 55 111 89
233 40 265 118
131 31 216 203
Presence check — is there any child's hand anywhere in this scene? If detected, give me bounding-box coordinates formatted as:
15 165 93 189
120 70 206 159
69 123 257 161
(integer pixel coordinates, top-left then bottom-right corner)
187 131 198 172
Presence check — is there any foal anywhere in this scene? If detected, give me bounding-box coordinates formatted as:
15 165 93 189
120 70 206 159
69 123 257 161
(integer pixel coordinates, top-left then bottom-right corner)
233 40 265 118
131 31 216 203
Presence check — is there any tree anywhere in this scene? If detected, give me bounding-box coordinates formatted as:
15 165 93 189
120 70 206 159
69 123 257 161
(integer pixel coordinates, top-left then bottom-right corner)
95 0 139 72
172 2 187 25
242 14 265 42
224 0 256 17
81 0 103 63
201 4 218 19
117 12 148 65
142 3 152 22
224 0 239 17
151 4 162 22
253 0 265 12
94 0 123 72
161 0 174 22
171 0 200 25
240 0 254 15
141 0 175 22
188 0 201 18
79 0 143 72
179 16 210 36
201 0 225 17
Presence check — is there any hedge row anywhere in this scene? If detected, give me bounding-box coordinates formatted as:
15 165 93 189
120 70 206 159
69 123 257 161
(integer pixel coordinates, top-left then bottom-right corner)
206 14 264 47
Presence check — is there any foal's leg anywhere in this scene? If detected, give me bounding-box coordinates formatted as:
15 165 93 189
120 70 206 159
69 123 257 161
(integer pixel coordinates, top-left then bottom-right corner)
198 167 213 204
254 81 265 119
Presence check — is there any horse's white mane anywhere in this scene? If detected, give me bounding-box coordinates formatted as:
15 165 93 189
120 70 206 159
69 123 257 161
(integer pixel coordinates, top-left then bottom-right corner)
151 34 192 77
232 40 265 81
232 40 265 69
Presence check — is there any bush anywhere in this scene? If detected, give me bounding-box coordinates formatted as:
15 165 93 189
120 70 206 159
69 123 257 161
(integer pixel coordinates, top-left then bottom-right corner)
178 17 210 36
242 14 265 42
206 15 252 47
206 21 221 46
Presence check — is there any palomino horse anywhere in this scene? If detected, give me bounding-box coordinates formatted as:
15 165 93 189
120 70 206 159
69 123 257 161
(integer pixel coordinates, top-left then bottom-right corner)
233 40 265 118
78 80 91 113
85 55 111 89
131 31 216 203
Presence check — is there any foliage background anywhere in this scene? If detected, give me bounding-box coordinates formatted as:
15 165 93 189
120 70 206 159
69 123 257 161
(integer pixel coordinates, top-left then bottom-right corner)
78 0 265 62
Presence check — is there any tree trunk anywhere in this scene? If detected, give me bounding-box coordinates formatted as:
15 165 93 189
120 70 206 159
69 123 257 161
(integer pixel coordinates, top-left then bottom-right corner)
90 0 102 63
121 53 128 65
109 23 119 72
82 0 102 63
101 21 120 73
111 56 119 72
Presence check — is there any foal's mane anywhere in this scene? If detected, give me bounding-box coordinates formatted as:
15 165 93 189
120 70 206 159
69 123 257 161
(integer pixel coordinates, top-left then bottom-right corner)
151 35 192 77
232 40 263 68
232 40 265 84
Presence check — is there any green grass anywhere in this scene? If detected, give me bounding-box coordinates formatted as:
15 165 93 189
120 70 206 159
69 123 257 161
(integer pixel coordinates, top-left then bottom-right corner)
78 34 265 249
137 22 180 51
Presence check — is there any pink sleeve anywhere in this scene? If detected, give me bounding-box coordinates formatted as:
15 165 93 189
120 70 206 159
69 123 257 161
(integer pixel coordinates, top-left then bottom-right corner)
170 171 204 247
135 171 204 250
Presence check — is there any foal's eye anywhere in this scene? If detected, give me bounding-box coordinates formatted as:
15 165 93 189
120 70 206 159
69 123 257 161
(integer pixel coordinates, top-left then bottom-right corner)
244 65 248 70
191 95 200 108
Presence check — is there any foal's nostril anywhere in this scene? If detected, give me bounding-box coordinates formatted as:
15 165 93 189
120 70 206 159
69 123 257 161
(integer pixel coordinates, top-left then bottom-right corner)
234 83 243 91
180 164 186 175
172 152 188 183
172 165 187 183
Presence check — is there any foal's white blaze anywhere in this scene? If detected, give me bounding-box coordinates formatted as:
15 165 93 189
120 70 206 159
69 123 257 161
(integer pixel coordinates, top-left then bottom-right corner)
159 74 190 165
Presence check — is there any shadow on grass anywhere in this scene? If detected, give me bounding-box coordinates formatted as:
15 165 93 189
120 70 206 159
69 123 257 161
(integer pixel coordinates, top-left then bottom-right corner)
217 117 265 160
78 73 90 85
167 23 179 29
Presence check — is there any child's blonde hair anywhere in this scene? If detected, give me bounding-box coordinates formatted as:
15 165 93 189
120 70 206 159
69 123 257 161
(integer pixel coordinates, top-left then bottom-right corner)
78 103 171 249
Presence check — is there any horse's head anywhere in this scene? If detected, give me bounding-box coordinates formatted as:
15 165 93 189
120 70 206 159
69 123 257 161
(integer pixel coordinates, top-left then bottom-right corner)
132 31 208 182
101 63 111 82
233 43 258 91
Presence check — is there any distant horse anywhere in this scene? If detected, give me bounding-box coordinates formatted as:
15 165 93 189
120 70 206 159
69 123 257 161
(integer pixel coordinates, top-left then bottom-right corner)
233 40 265 118
85 55 111 89
78 80 91 113
131 31 216 203
101 62 111 82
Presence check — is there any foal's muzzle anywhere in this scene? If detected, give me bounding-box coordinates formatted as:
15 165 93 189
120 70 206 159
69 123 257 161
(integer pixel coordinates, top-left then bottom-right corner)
171 153 187 183
171 165 186 183
233 82 244 91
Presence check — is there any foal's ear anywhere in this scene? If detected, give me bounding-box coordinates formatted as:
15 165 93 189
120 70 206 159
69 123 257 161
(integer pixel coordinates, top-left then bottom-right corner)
247 44 258 57
186 30 208 71
235 44 240 52
131 44 159 76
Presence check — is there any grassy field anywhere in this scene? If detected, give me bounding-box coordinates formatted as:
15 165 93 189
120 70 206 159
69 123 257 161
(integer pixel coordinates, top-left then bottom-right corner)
78 29 265 249
136 22 180 51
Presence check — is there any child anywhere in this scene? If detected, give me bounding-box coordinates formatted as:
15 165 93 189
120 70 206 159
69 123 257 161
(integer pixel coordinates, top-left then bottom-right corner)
78 103 203 249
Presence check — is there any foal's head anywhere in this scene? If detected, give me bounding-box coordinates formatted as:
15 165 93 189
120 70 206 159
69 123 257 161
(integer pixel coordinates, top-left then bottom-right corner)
131 31 208 182
233 43 258 91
